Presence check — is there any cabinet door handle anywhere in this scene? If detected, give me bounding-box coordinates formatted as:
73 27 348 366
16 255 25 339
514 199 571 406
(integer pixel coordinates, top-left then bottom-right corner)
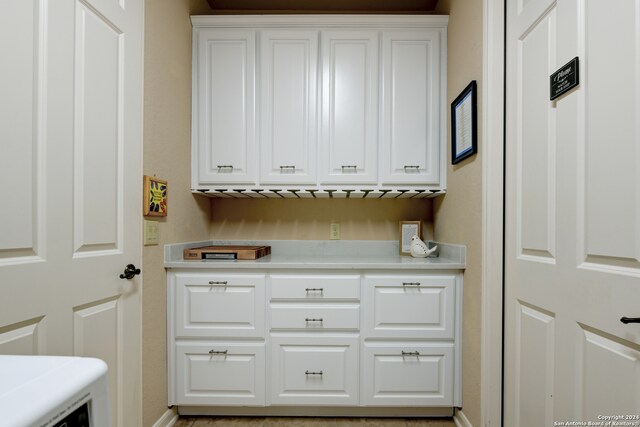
401 351 420 357
305 370 323 376
280 165 296 172
341 165 357 171
305 318 323 323
620 317 640 324
209 281 228 286
305 288 324 293
403 165 420 171
217 165 233 171
209 349 228 355
402 282 421 287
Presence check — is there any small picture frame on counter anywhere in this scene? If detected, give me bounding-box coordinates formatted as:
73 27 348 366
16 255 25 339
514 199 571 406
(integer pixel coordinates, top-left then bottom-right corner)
399 221 422 256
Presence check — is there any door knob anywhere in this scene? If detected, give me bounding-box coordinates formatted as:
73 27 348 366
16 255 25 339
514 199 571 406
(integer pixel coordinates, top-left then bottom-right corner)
620 317 640 324
120 264 141 280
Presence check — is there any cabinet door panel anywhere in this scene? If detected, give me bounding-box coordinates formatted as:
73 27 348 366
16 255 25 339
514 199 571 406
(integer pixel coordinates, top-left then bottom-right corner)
362 343 454 406
320 31 378 184
176 342 265 406
270 336 359 405
260 31 318 184
194 29 256 185
175 273 265 338
381 31 442 185
363 275 455 339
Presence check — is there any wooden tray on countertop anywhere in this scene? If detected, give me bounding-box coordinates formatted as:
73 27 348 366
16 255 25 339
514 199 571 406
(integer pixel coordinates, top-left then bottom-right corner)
183 245 271 260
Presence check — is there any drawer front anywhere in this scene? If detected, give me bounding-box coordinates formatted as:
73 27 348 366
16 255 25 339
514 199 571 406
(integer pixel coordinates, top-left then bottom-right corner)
363 275 456 339
175 342 266 406
175 273 265 338
270 305 359 331
362 343 454 406
270 275 360 300
270 336 359 405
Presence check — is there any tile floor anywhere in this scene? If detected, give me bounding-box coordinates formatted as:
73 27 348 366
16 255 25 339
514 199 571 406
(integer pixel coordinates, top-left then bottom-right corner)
173 417 455 427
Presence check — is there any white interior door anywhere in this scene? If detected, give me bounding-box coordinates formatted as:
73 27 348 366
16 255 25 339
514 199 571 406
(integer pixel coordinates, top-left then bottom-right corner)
505 0 640 425
0 0 143 425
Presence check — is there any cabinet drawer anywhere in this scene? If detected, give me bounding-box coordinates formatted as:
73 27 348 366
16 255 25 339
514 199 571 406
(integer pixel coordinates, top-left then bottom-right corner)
270 275 360 300
175 342 265 406
270 336 359 405
270 305 359 331
175 273 265 338
362 343 454 406
363 275 455 339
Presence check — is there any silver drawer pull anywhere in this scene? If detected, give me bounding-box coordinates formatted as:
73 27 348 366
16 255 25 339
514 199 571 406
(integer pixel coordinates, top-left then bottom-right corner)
401 351 420 357
209 349 228 355
305 318 323 323
341 165 357 170
404 165 420 171
305 370 323 376
217 165 233 170
402 282 421 287
280 165 296 172
209 281 228 286
305 288 324 293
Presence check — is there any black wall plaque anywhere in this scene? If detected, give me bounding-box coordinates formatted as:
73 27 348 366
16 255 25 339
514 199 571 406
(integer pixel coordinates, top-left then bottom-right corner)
550 57 579 100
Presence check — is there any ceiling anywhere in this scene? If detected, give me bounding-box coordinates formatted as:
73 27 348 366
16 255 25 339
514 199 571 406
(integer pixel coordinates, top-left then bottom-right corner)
205 0 440 14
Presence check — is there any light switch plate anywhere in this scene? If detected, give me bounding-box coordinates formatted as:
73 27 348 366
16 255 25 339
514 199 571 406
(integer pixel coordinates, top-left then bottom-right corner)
144 220 160 245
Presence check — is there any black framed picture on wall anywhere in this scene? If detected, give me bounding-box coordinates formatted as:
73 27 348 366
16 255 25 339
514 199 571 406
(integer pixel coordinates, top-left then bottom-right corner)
451 80 478 164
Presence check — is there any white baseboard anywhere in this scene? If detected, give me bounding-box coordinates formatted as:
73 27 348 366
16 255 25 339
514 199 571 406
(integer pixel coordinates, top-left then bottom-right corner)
152 409 179 427
454 409 473 427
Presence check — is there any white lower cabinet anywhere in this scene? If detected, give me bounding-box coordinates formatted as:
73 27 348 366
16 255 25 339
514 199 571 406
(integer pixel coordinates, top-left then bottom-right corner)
168 269 461 411
175 273 265 338
175 342 266 406
362 343 454 406
270 336 359 405
363 274 456 339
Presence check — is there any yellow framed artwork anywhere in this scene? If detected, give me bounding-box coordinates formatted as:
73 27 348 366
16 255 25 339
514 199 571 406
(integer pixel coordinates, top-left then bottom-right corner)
143 175 167 217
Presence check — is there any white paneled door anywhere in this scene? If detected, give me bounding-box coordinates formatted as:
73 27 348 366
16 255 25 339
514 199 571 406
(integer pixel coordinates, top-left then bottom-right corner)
0 0 143 425
505 0 640 425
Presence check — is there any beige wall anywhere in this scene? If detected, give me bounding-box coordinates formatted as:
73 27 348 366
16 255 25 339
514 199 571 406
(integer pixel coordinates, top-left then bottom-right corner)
209 199 434 241
435 0 483 426
142 0 211 425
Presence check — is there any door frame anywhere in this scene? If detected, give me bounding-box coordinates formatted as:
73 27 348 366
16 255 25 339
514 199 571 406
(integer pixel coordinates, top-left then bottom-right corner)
481 0 505 426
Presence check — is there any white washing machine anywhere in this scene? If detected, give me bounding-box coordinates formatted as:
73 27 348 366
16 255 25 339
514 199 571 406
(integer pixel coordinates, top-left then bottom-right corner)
0 355 110 427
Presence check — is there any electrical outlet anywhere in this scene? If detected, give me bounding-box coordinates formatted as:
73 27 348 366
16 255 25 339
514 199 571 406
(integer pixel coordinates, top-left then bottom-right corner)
330 223 340 240
144 220 160 245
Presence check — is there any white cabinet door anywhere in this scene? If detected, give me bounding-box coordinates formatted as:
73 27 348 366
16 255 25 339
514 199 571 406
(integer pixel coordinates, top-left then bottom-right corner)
320 31 378 184
270 336 359 405
174 273 265 338
363 275 456 339
175 342 265 406
193 29 256 185
380 30 443 185
260 30 318 184
362 343 454 406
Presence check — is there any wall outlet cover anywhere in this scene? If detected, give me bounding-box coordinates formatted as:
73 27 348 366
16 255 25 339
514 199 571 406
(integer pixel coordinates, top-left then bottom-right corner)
330 223 340 240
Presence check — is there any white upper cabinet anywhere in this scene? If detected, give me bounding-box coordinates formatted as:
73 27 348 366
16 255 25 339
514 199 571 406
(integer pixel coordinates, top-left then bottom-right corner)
260 30 318 185
380 30 444 185
192 29 257 185
320 31 379 184
190 16 448 193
